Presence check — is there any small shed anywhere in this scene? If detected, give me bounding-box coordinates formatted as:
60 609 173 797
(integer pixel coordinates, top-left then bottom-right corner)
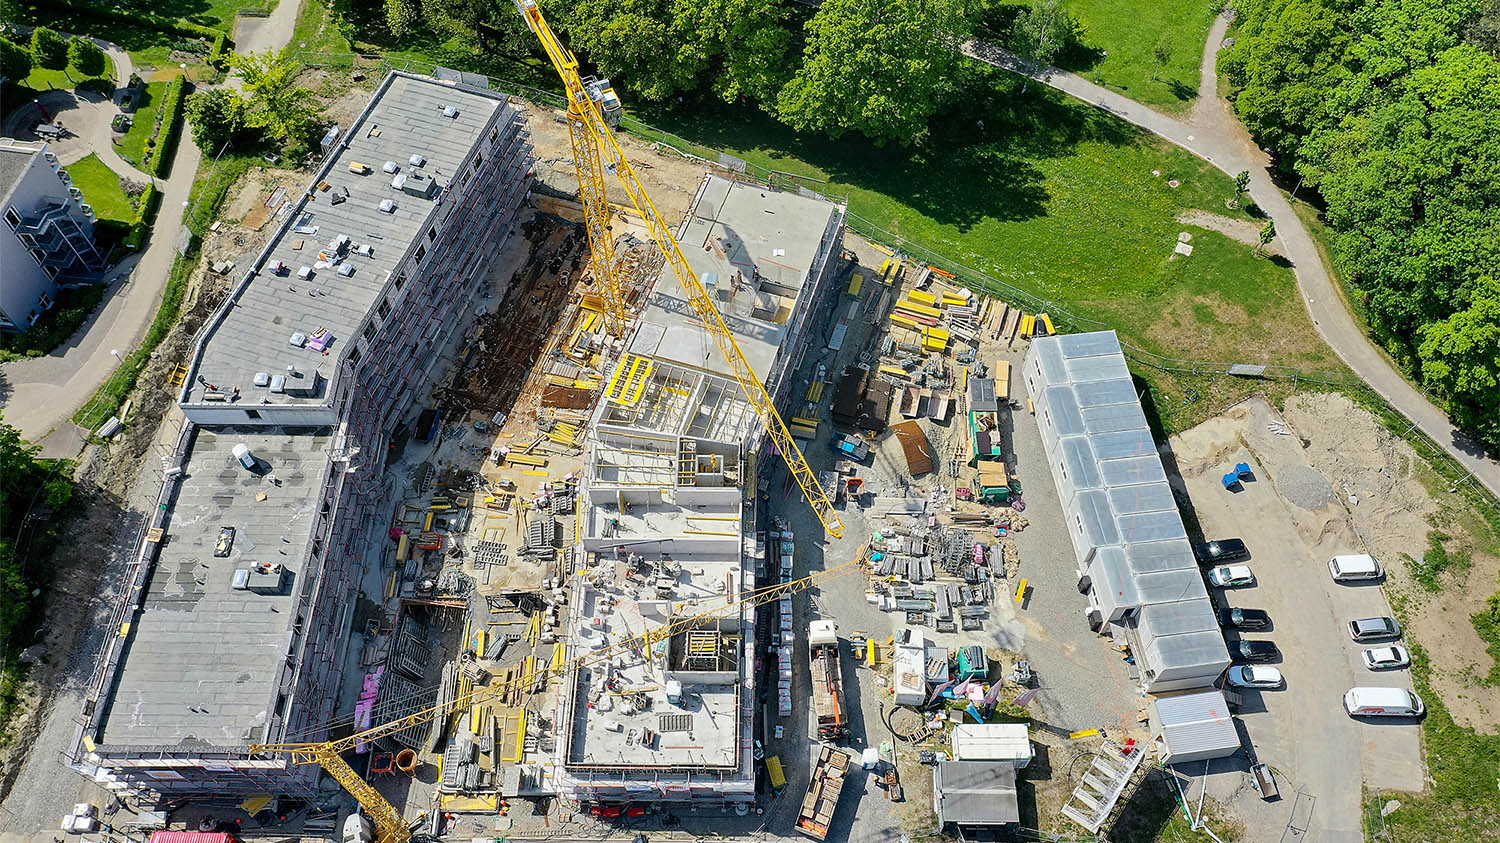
932 761 1020 829
968 377 998 414
1150 689 1240 764
950 723 1033 768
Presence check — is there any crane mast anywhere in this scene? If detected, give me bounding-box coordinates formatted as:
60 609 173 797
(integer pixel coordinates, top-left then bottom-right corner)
514 0 845 539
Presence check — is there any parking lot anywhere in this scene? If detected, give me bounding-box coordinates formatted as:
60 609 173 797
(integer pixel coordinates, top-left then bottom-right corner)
1169 398 1424 841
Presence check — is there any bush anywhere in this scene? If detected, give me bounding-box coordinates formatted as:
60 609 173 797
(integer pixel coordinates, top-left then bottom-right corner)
67 36 106 77
0 37 31 81
0 285 107 364
151 76 187 178
29 27 68 71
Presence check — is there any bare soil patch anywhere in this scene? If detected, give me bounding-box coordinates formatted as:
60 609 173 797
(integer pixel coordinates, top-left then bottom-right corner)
1177 209 1284 258
1284 392 1500 732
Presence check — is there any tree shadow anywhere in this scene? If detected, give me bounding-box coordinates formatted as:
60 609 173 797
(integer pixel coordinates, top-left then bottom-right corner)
633 67 1138 233
1167 79 1196 101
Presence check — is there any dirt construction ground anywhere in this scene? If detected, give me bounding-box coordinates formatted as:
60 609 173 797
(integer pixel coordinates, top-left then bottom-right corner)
1164 391 1499 841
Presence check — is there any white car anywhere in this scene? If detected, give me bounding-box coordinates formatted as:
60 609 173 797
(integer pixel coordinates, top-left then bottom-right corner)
1227 665 1283 689
1208 565 1255 588
1362 645 1411 670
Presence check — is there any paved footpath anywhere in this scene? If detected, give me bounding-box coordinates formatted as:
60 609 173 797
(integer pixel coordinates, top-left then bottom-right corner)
962 13 1500 500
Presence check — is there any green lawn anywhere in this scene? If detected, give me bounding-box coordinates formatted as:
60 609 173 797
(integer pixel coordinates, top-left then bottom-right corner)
626 71 1342 431
65 154 135 222
117 81 168 167
18 52 116 91
1055 0 1222 114
290 0 352 55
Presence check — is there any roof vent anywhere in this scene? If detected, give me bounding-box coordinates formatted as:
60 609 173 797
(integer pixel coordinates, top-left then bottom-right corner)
409 153 426 168
443 105 459 118
391 173 408 191
337 263 355 277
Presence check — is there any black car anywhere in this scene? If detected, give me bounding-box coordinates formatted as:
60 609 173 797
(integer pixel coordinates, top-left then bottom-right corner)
1231 640 1281 664
1194 538 1249 565
1218 607 1271 631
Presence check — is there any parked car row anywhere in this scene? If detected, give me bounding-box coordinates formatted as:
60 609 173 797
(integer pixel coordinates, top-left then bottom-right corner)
1198 538 1284 688
1201 543 1416 706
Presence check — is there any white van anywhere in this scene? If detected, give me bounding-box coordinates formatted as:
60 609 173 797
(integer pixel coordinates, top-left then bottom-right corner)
1344 686 1424 717
1328 553 1384 582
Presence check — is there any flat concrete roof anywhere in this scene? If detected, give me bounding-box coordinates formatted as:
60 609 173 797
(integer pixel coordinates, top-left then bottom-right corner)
627 175 839 380
564 573 744 769
96 426 331 748
0 140 43 205
185 73 509 405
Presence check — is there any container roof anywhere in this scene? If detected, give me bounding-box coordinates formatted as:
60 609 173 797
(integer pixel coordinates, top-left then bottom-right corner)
1153 690 1240 760
933 761 1020 825
1028 331 1227 677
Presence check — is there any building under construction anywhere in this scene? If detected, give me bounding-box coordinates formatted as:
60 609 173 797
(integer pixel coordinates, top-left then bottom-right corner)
554 175 846 805
67 71 534 798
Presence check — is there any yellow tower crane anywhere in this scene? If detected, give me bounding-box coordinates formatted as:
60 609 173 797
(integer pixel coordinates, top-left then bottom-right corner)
250 555 868 843
514 0 846 540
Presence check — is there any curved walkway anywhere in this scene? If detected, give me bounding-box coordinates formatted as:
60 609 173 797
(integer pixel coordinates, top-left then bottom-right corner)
962 15 1500 500
0 34 201 455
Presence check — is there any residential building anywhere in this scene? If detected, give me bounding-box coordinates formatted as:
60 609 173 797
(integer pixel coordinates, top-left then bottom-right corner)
0 138 107 332
68 71 534 798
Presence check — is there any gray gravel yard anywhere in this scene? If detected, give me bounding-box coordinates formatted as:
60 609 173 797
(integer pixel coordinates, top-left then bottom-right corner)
1168 398 1423 843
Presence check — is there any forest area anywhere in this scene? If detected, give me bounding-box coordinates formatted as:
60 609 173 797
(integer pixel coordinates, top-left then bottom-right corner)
1221 0 1500 453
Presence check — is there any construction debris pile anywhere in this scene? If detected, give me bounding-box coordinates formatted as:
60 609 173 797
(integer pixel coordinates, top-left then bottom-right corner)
864 512 1026 634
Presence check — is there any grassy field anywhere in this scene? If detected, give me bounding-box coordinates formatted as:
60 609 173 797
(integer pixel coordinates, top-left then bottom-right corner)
18 51 116 91
65 155 135 222
1056 0 1222 113
290 0 351 54
629 72 1342 430
106 0 265 30
117 81 168 167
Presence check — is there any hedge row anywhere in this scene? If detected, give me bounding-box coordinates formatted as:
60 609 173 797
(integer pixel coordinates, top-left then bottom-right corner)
125 182 160 249
150 77 187 178
51 0 233 67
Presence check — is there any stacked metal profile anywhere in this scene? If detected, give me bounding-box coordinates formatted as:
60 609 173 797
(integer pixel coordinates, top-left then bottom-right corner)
777 529 795 718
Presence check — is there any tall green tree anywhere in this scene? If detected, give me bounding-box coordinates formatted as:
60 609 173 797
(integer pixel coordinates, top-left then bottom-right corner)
184 87 250 153
1217 0 1349 162
1302 45 1500 341
1418 277 1500 449
0 415 72 647
0 37 31 82
67 37 106 78
29 27 68 72
1009 0 1075 71
385 0 419 38
549 0 793 103
776 0 970 145
232 50 322 157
